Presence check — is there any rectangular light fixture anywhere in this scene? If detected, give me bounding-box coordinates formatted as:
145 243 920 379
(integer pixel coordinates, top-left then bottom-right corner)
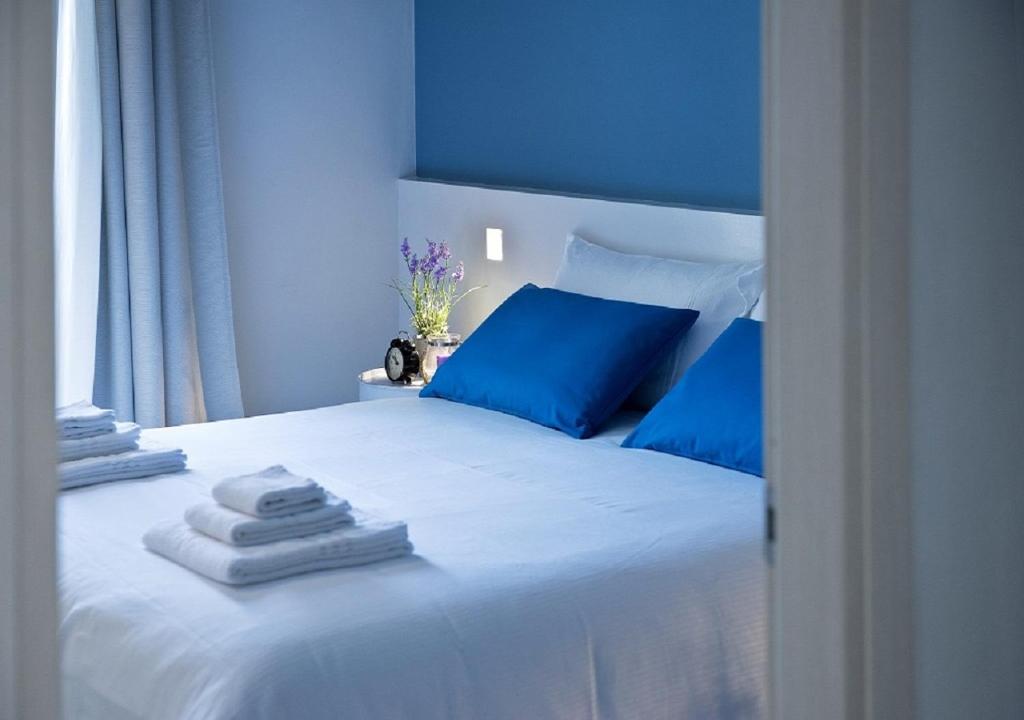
486 228 503 261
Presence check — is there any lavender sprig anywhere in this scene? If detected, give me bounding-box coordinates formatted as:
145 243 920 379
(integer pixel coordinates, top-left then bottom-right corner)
390 239 481 337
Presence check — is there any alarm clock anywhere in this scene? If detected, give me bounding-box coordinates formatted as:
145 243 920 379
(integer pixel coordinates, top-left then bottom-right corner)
384 335 420 384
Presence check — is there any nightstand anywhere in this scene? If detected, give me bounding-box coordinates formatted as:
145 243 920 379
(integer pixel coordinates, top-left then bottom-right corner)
357 368 424 401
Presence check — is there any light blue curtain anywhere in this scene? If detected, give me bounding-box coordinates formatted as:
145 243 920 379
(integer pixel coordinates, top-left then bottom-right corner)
93 0 243 427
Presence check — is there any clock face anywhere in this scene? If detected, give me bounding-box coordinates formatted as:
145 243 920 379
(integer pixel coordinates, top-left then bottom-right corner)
385 346 404 381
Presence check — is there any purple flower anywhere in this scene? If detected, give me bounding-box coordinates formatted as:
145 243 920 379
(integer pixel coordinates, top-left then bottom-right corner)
420 240 439 275
400 239 465 284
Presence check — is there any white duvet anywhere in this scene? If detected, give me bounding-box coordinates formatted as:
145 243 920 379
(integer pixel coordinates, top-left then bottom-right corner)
59 399 766 720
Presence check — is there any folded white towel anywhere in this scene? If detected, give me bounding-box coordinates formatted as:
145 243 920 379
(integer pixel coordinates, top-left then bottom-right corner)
59 421 141 462
56 401 116 441
211 465 327 518
60 441 187 490
143 511 412 585
184 495 354 546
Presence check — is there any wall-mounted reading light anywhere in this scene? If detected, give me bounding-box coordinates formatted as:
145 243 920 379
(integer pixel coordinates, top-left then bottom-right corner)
486 228 504 261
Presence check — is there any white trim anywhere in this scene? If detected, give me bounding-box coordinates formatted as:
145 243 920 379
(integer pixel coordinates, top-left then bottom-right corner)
0 1 59 718
765 0 913 718
401 175 765 217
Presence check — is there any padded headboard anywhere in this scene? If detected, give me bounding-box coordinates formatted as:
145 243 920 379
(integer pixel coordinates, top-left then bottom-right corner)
396 178 764 336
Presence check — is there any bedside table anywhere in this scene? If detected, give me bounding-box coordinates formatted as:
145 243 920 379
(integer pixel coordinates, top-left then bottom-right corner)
357 368 424 401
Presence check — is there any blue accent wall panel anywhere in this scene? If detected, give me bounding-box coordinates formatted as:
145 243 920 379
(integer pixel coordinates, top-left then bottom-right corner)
415 0 761 211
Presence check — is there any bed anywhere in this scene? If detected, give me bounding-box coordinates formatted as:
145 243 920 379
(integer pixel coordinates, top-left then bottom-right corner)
59 397 766 719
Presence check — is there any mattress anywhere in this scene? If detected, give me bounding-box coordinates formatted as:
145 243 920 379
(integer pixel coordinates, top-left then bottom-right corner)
59 398 766 719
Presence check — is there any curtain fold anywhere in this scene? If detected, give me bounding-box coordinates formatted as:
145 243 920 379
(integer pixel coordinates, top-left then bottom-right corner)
93 0 243 427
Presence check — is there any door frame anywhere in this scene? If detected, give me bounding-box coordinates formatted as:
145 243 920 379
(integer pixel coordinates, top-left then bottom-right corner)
0 0 919 717
0 1 59 718
764 0 915 717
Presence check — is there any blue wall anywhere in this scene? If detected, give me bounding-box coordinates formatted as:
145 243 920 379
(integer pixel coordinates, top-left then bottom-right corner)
415 0 761 211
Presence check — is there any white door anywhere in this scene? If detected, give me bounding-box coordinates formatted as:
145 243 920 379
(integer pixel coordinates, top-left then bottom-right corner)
0 1 60 718
764 1 914 717
766 1 1024 718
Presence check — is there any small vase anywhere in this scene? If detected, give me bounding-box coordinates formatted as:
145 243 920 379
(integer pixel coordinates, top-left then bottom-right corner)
419 333 461 383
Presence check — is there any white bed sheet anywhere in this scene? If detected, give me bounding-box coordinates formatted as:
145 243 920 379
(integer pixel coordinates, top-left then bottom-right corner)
59 399 766 720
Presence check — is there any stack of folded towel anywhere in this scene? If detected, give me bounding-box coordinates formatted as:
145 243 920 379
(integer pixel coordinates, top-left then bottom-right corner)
57 401 116 440
144 465 412 585
56 401 187 490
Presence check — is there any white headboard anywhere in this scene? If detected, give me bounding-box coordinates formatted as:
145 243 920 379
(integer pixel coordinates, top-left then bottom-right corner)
396 178 764 335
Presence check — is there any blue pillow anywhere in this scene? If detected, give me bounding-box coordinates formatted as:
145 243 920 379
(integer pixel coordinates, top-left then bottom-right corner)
623 317 763 476
420 284 699 438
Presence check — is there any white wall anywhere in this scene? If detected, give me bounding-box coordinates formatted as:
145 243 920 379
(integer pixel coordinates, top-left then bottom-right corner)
910 1 1024 717
397 179 763 338
210 0 415 415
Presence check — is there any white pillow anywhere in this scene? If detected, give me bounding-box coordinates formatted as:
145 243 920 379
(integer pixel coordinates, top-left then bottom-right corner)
749 291 766 321
553 233 763 408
